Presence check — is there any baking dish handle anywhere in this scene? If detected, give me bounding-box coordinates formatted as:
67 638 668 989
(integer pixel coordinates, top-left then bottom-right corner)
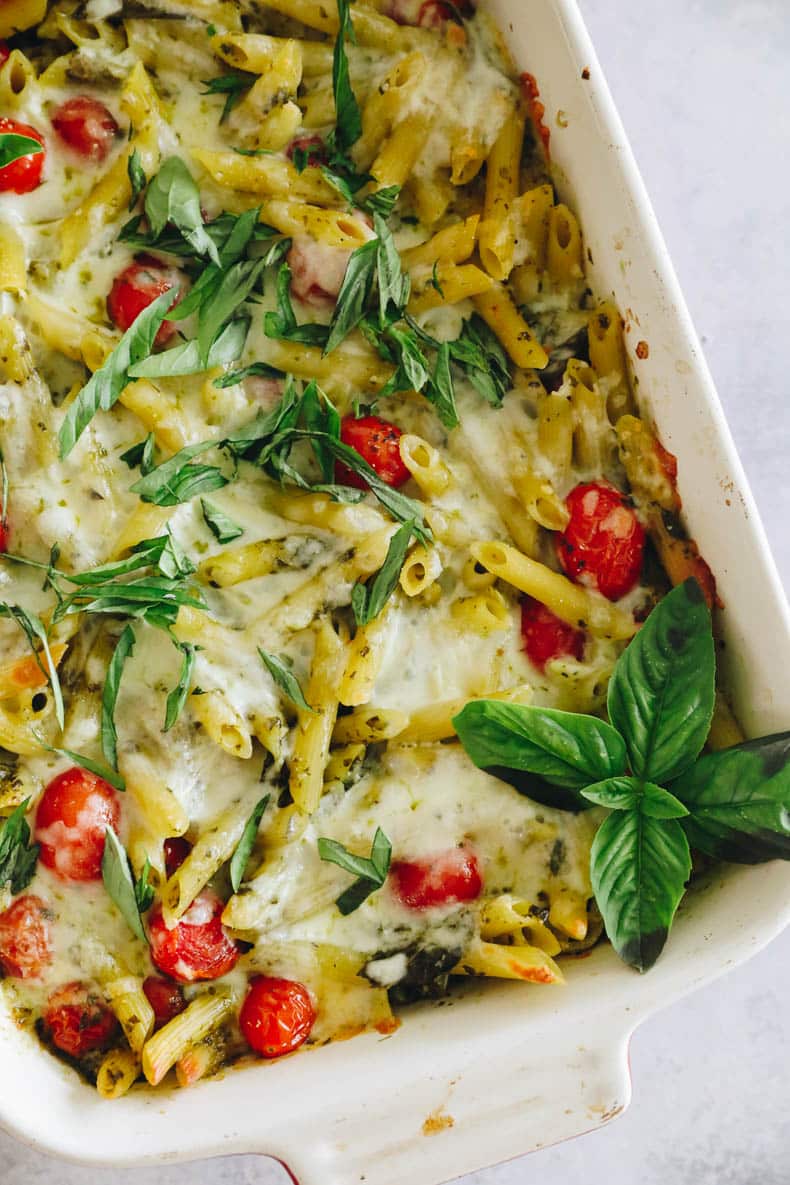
274 1025 633 1185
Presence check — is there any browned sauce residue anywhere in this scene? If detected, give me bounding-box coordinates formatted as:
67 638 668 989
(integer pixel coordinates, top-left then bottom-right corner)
422 1108 455 1136
636 340 650 359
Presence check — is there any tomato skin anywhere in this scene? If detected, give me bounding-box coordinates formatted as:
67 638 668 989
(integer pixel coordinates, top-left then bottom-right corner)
336 415 410 490
106 255 183 347
0 895 52 979
556 481 646 601
0 519 8 553
143 976 187 1029
164 835 192 877
388 0 457 26
147 890 239 983
0 117 45 194
51 96 119 162
390 848 483 910
35 767 120 882
286 134 327 168
520 597 586 672
0 42 9 66
43 982 118 1058
239 976 316 1058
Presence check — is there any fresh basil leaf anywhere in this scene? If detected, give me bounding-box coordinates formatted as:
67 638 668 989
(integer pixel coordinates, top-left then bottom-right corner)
213 360 284 389
264 263 330 346
324 238 378 354
300 380 340 482
197 258 265 363
129 316 250 379
429 260 444 297
39 740 126 791
318 826 392 915
134 857 155 913
145 157 219 265
428 341 459 429
449 314 511 406
331 0 362 152
361 185 401 219
452 701 627 802
229 794 270 892
352 519 414 626
120 433 156 474
163 642 196 732
0 800 39 895
127 148 146 210
317 434 430 541
0 604 65 730
59 287 174 458
379 325 429 397
258 647 313 712
0 448 8 531
200 498 243 544
672 732 790 862
102 826 147 942
581 776 689 818
374 213 410 324
608 578 715 784
101 624 136 771
590 809 691 972
0 132 44 170
234 146 274 157
201 71 253 121
130 440 227 506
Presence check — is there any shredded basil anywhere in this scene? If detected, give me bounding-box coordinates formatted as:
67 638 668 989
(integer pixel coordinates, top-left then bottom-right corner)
258 648 313 713
318 827 392 915
200 498 244 543
351 520 415 626
0 132 43 170
163 642 196 732
229 794 270 892
101 624 136 771
0 800 39 895
102 827 149 942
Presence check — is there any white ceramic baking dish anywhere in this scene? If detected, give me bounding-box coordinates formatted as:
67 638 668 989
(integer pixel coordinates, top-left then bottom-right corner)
1 1 789 1182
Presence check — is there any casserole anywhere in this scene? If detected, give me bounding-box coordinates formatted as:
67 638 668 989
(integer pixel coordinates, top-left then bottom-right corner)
0 1 788 1182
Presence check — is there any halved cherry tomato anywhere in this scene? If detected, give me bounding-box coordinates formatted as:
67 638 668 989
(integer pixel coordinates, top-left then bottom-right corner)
164 835 192 877
43 982 118 1058
239 976 316 1058
51 96 119 162
335 415 410 490
0 519 8 553
556 481 645 601
106 255 184 347
147 890 239 983
0 117 45 194
286 134 327 169
35 767 120 882
0 895 52 979
520 596 586 672
143 975 187 1029
0 42 9 66
390 848 483 909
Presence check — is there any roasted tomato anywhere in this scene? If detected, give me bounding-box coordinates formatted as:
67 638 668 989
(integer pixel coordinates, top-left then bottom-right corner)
43 982 118 1058
0 895 52 979
388 0 458 27
520 596 586 671
0 518 8 553
239 976 316 1058
286 134 327 169
0 117 45 194
35 767 120 882
106 255 184 347
0 42 10 66
163 836 192 877
335 415 410 490
147 890 239 983
51 96 119 161
143 976 187 1030
390 848 483 909
556 481 646 601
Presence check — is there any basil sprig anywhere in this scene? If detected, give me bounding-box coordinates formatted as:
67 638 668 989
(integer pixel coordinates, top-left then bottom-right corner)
0 132 44 170
0 800 39 894
318 827 392 915
454 579 790 972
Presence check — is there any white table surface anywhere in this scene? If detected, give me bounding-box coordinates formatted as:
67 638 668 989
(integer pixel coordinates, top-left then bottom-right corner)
3 1 789 1182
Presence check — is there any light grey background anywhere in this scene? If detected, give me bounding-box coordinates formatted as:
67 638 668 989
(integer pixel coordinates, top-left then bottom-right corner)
3 1 788 1183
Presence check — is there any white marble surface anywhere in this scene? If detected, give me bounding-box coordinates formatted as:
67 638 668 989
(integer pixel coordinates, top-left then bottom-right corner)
2 2 789 1183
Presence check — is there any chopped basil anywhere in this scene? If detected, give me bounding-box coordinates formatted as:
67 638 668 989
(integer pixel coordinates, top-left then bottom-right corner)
102 827 148 942
128 316 250 379
264 263 330 347
0 800 39 895
448 314 511 406
351 519 415 626
163 642 196 732
200 498 244 544
0 448 8 532
331 0 362 153
120 433 156 474
318 827 392 915
145 157 220 265
361 185 401 219
258 648 313 713
134 858 155 913
374 213 410 324
130 441 228 507
201 71 253 121
127 148 147 210
0 132 43 170
212 360 284 389
101 624 136 771
323 238 378 354
229 794 270 892
39 740 127 792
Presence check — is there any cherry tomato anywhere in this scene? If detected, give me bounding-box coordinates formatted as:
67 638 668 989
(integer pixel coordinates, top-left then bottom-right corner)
286 134 327 168
106 255 184 347
51 96 119 162
520 597 586 672
0 117 45 194
556 481 646 601
143 975 187 1029
164 835 192 877
0 895 52 979
390 848 483 910
0 519 8 553
147 890 239 983
43 982 118 1058
335 415 410 490
35 767 120 882
0 42 9 66
388 0 455 26
239 976 316 1058
287 235 352 306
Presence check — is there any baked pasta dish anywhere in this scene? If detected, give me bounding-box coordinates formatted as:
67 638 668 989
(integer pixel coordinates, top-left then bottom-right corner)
0 0 786 1099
